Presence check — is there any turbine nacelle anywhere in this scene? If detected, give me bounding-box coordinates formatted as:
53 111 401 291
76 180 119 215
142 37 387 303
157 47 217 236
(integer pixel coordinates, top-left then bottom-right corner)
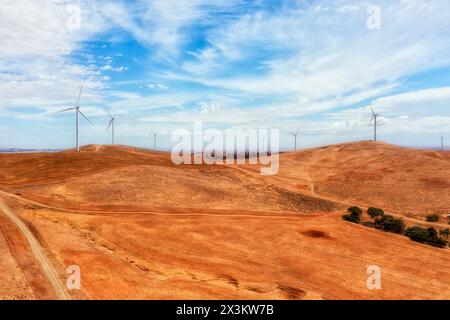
55 85 93 152
289 129 300 151
106 110 120 145
368 104 380 141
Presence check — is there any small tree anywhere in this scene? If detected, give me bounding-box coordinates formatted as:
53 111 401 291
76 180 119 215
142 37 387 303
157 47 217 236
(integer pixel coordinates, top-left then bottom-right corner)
427 227 438 238
429 237 447 248
367 207 385 220
426 214 440 222
343 214 360 223
375 215 405 234
342 207 362 224
348 206 362 216
439 228 450 241
405 226 431 243
405 226 448 248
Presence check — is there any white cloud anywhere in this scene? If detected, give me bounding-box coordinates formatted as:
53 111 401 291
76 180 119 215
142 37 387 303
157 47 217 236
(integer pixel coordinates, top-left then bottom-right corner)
93 0 244 56
147 83 169 90
0 0 112 119
373 87 450 117
100 65 128 72
2 0 450 149
179 0 450 104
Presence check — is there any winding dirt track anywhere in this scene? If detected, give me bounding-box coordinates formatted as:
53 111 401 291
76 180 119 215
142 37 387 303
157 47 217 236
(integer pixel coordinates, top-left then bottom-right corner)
0 198 70 300
231 165 450 229
0 190 327 219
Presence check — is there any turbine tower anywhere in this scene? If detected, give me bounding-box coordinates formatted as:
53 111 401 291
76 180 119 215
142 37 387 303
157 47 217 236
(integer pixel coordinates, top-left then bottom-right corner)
369 104 379 141
441 135 444 151
56 85 93 152
289 129 299 151
153 133 157 150
106 111 118 145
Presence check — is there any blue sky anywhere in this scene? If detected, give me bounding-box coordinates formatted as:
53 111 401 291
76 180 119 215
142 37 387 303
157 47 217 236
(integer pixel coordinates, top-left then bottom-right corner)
1 0 450 150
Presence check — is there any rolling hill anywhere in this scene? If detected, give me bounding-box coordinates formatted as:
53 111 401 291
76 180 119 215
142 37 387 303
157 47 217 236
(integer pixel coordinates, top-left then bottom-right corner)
1 141 450 300
276 141 450 218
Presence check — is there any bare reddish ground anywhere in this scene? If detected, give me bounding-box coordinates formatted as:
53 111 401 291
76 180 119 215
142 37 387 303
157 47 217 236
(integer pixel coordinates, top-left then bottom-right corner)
0 225 35 300
0 142 449 300
277 141 450 218
0 200 55 300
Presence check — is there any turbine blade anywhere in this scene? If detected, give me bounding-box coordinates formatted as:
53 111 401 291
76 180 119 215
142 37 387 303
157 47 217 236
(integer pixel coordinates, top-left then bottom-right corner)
369 115 374 126
106 119 113 131
107 110 113 119
55 107 76 114
78 110 93 125
370 104 375 115
75 85 83 107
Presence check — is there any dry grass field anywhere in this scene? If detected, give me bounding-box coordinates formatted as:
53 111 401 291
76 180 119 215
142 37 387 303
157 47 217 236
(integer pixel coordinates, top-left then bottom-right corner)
1 141 450 300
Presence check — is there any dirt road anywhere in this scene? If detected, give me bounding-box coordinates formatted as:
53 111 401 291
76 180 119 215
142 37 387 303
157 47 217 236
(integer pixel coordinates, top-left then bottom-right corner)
0 199 70 300
0 190 328 219
231 165 450 229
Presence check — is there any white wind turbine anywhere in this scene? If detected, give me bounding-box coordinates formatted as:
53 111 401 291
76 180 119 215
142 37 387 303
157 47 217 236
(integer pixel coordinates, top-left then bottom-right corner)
369 104 379 141
56 85 93 152
289 129 300 151
106 111 119 145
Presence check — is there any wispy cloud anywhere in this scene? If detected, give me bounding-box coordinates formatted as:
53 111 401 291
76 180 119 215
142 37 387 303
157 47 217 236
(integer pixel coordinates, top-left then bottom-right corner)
1 0 450 149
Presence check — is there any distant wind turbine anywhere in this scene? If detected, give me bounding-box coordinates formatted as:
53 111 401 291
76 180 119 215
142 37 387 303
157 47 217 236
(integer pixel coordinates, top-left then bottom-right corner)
153 133 157 150
106 111 119 145
56 85 93 152
289 129 300 151
369 104 379 141
440 135 444 151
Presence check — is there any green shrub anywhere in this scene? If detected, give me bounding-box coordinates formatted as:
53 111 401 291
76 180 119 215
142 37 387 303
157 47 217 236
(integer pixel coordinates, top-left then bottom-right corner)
405 226 430 243
426 214 440 222
427 227 438 238
361 221 375 229
367 207 385 220
347 206 362 216
375 215 405 234
439 228 450 241
342 206 363 224
342 213 361 224
405 226 448 248
428 236 447 248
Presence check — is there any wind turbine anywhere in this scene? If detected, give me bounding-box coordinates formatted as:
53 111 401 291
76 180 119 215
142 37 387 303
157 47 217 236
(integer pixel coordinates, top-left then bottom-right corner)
369 104 379 141
106 111 118 145
153 133 157 150
56 85 93 152
440 135 444 151
289 129 299 151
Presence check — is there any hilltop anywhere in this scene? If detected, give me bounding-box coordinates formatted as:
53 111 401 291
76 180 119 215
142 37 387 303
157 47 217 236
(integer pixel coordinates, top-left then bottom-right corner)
0 144 340 213
1 141 448 216
2 141 450 300
276 141 450 217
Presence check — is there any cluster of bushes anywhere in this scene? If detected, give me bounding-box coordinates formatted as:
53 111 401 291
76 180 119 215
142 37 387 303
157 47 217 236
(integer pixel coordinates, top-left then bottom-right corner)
367 207 405 234
425 214 440 222
342 206 448 248
405 227 448 248
342 206 362 223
